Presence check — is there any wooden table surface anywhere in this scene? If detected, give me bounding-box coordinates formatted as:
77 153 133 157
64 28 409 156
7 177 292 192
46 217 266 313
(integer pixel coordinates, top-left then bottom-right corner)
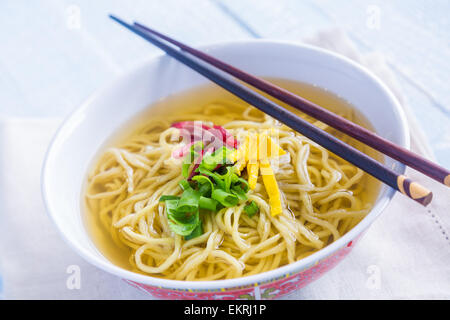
1 0 448 165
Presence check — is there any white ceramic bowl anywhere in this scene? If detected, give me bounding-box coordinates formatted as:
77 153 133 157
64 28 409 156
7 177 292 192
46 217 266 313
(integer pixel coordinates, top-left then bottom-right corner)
42 40 409 299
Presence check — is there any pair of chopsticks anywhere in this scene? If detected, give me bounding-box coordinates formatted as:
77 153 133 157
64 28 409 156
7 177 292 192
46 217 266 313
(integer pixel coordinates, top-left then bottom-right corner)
110 15 449 207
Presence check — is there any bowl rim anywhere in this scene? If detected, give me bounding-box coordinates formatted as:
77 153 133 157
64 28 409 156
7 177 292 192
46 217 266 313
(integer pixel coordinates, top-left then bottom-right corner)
42 38 409 291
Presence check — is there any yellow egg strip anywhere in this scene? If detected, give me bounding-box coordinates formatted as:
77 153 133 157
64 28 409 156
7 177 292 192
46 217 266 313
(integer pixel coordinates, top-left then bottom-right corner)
247 162 260 190
235 138 248 174
260 160 282 216
267 136 286 158
258 131 269 161
233 131 285 216
246 132 258 162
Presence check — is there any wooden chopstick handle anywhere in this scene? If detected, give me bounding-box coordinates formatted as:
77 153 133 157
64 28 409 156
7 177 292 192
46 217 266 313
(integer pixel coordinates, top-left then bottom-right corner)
132 21 450 189
397 175 433 206
111 15 432 207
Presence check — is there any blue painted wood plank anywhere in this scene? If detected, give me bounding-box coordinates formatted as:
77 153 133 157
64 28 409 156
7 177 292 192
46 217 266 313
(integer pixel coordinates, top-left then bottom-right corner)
0 0 250 118
219 0 450 167
0 0 448 166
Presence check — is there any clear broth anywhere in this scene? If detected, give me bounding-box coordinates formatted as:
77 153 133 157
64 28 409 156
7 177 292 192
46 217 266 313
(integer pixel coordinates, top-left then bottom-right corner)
83 78 382 273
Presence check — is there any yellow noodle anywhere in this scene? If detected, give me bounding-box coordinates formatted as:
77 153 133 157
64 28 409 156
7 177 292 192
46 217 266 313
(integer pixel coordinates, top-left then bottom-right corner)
85 95 379 281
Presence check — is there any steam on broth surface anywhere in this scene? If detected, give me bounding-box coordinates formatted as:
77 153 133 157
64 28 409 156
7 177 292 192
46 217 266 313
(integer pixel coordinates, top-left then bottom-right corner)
84 79 381 280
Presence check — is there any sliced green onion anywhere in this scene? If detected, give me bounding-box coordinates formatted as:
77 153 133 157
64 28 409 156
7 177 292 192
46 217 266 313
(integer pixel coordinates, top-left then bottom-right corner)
244 201 259 217
192 175 214 197
182 143 204 178
177 188 201 213
215 163 235 178
163 138 249 238
198 183 211 197
233 176 249 192
167 212 199 236
212 189 239 207
200 150 222 171
179 179 191 191
231 186 248 201
165 199 200 236
216 203 225 211
200 147 234 171
182 162 191 178
165 199 179 215
199 196 218 211
199 154 217 171
213 166 235 192
159 195 180 202
198 167 226 190
225 175 232 192
184 220 203 240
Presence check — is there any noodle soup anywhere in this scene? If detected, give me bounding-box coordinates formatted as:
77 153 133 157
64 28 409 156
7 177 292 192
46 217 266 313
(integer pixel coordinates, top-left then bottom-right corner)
84 79 381 281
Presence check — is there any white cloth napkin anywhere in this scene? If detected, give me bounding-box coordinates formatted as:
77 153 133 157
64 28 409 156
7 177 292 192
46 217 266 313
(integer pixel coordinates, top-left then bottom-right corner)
1 30 449 300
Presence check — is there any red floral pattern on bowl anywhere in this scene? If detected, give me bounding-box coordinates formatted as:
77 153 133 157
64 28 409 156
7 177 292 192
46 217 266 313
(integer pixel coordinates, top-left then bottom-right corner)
123 239 357 300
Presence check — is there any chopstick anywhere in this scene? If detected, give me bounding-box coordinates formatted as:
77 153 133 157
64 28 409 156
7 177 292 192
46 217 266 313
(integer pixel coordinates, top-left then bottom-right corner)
109 15 433 206
133 22 450 190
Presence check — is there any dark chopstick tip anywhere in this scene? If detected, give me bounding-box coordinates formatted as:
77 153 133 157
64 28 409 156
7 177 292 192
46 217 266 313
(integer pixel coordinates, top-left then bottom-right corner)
109 14 127 25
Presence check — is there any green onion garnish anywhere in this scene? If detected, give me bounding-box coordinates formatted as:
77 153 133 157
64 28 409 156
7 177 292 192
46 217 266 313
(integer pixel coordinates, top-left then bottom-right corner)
181 142 204 178
198 183 212 197
200 147 233 171
244 201 259 217
165 199 200 236
159 195 180 202
231 186 248 201
182 162 191 178
218 166 235 192
198 167 226 190
192 175 214 197
233 176 249 192
212 189 239 207
160 140 255 239
179 179 191 191
184 220 203 240
177 188 201 213
199 196 218 211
